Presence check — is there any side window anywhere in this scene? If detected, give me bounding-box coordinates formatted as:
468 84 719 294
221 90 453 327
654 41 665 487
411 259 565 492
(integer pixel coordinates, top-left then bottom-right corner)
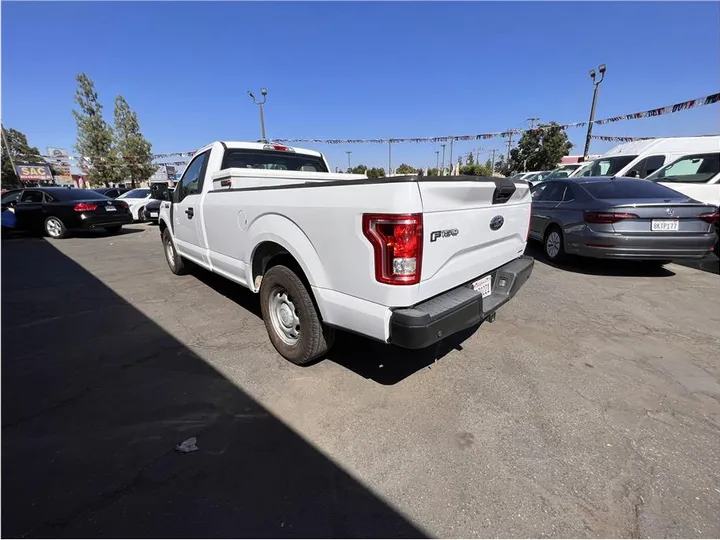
530 183 547 200
106 189 119 198
537 182 566 202
562 183 576 202
20 190 44 203
175 152 210 202
43 192 55 203
2 190 22 205
644 155 665 177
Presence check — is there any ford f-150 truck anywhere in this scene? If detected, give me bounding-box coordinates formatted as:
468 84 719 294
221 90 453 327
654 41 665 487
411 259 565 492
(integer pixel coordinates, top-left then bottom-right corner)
158 141 534 365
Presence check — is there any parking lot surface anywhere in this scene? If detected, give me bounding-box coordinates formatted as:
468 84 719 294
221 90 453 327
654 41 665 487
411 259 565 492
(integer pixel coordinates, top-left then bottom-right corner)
2 224 720 538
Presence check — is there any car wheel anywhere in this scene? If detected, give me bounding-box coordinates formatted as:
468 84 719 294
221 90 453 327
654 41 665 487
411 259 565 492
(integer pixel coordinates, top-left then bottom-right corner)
543 226 565 262
44 216 68 239
162 228 187 275
105 225 122 235
137 206 147 223
259 264 335 366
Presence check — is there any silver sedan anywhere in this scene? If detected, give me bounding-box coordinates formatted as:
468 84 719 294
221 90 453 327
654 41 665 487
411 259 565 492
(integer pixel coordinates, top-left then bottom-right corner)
529 177 718 265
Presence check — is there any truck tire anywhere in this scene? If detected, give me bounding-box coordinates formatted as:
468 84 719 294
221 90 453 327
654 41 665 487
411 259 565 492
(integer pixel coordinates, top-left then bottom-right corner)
259 264 335 365
162 228 187 275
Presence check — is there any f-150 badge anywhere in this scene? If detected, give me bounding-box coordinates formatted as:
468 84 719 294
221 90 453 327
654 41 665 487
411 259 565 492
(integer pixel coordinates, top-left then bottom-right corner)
430 229 459 242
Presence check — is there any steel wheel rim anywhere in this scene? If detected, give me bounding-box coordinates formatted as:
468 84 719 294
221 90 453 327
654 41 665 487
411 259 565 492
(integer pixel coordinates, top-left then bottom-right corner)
268 286 300 346
164 237 176 269
46 218 62 237
546 232 561 258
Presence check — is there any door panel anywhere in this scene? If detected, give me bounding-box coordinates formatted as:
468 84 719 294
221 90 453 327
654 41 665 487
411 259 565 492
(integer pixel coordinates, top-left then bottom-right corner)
173 151 210 265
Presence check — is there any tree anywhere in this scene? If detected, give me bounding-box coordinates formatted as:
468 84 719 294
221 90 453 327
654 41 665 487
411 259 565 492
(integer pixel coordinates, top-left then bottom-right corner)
73 73 120 187
466 152 474 166
1 127 45 188
114 96 155 189
460 163 493 176
366 167 386 179
395 163 418 175
508 122 573 172
348 164 368 175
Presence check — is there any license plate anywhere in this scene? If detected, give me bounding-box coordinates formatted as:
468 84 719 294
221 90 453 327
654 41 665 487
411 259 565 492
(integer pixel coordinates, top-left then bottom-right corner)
105 206 117 212
150 212 159 217
651 219 678 231
472 275 493 298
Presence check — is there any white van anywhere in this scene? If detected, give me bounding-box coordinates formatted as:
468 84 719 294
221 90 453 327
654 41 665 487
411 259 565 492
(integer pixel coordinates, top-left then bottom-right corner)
647 151 720 207
571 136 720 179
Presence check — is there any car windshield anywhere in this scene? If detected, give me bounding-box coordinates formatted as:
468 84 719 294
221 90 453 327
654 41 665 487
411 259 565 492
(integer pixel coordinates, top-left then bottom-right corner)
118 189 151 199
48 189 111 201
575 155 638 177
581 179 688 200
543 165 581 180
647 153 720 184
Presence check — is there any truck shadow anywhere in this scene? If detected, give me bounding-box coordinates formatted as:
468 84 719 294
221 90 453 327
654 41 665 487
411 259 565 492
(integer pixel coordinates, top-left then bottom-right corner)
524 241 677 277
1 237 426 538
188 264 477 385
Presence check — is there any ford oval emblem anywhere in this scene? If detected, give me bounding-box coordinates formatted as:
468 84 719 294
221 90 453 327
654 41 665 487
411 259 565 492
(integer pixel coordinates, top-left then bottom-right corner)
490 215 504 231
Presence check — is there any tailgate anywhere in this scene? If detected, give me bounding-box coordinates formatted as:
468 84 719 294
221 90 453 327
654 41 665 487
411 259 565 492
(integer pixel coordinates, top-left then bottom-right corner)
418 178 531 302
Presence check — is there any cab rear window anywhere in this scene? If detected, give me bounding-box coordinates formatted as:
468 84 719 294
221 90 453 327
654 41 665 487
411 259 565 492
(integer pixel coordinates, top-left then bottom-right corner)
221 149 328 173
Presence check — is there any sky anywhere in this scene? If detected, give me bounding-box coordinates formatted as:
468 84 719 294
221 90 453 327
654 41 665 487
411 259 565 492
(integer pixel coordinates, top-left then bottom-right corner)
2 1 719 173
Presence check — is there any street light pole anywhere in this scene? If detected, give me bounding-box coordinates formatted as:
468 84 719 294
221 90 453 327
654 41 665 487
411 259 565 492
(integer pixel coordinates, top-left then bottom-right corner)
346 151 352 171
440 143 446 176
247 88 268 143
435 150 439 175
582 64 606 160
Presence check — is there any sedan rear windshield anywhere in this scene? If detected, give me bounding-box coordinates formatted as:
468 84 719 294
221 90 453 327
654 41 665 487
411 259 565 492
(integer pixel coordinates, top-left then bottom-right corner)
581 180 686 200
221 149 328 173
48 189 111 201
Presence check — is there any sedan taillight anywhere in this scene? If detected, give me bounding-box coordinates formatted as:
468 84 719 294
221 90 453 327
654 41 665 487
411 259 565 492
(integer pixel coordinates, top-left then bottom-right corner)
117 201 129 209
74 202 98 212
698 211 719 224
584 212 638 224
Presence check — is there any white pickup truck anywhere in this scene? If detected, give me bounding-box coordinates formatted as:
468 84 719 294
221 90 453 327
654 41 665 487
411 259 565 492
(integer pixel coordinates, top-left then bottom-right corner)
158 141 534 365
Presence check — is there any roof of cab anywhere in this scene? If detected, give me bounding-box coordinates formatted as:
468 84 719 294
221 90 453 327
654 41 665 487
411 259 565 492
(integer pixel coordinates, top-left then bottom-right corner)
194 141 323 158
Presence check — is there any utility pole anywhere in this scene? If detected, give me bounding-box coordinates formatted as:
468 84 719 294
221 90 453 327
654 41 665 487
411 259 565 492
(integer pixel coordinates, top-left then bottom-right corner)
448 138 454 176
505 132 514 166
346 151 352 171
475 147 482 164
583 64 607 160
247 88 268 142
388 140 392 176
1 124 17 173
440 143 446 176
490 149 496 175
527 117 540 129
435 150 439 174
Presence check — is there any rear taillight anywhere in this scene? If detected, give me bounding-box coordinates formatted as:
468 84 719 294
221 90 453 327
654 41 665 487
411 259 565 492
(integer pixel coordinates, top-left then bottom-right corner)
362 213 423 285
74 202 98 212
698 211 719 224
584 211 639 224
117 201 129 209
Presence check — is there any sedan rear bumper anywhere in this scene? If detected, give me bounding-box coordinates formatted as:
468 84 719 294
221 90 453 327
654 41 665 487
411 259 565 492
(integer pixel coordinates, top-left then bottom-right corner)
74 212 133 230
566 231 717 260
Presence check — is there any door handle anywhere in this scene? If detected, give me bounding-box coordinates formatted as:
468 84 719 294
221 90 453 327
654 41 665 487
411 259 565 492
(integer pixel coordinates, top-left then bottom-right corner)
185 207 194 219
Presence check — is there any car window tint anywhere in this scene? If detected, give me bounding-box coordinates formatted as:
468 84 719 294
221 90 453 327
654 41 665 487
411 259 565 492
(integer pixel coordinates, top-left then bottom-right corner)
176 151 210 201
582 180 687 200
539 182 566 202
2 191 21 204
20 190 45 203
562 184 576 202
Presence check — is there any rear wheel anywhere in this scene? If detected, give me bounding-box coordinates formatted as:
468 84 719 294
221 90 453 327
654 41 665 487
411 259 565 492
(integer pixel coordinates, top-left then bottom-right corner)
543 226 565 262
259 265 335 365
137 206 147 223
45 216 68 239
105 225 122 235
162 228 187 275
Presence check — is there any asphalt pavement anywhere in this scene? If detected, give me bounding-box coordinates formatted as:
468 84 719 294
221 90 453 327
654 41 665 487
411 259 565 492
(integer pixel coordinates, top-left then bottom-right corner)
2 224 719 538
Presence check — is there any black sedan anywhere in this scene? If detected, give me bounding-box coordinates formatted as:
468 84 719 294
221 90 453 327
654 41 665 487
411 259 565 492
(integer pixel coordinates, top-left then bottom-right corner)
143 198 162 224
1 187 133 239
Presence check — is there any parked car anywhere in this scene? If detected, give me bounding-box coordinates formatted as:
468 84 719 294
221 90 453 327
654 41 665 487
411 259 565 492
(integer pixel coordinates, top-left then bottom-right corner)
117 188 153 221
159 141 534 365
91 187 129 198
647 151 720 256
0 187 132 238
528 177 718 265
525 171 551 187
541 164 585 181
571 136 720 180
144 198 162 224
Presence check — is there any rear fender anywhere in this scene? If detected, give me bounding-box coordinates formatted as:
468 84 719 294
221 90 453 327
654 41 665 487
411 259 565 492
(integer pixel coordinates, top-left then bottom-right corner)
246 213 330 292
